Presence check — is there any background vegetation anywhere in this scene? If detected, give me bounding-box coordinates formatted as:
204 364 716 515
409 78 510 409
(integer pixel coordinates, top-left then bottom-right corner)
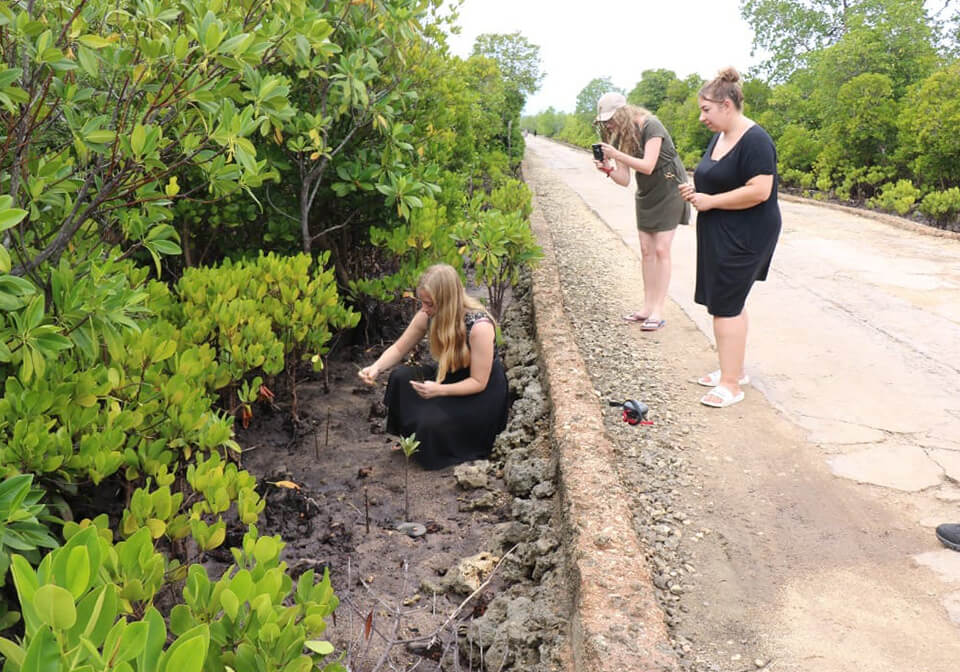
0 0 543 667
521 0 960 229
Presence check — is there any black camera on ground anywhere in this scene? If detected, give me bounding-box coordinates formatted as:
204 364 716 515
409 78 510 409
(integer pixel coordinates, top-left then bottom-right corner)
591 143 604 161
608 399 651 426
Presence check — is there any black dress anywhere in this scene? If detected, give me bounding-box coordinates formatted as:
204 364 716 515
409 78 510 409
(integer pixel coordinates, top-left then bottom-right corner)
383 312 509 470
693 125 781 318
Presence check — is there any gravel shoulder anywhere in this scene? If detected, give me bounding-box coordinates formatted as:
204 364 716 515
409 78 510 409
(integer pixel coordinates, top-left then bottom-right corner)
523 145 960 672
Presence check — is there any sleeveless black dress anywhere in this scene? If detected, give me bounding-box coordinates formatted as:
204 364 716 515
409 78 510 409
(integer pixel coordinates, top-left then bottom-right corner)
383 312 509 470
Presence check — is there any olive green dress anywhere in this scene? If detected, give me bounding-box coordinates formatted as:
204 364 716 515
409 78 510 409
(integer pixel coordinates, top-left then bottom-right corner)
632 116 690 233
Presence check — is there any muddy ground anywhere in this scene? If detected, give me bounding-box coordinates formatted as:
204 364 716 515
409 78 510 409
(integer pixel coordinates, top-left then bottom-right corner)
236 277 569 672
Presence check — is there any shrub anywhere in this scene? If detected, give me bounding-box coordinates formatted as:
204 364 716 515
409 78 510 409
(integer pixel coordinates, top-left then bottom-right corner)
175 252 359 417
489 179 533 219
868 179 922 215
780 169 816 190
0 524 342 671
454 210 543 320
918 188 960 225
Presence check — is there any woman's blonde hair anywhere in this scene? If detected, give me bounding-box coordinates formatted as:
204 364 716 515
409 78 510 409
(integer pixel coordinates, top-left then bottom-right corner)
599 103 652 158
699 66 744 111
418 264 489 382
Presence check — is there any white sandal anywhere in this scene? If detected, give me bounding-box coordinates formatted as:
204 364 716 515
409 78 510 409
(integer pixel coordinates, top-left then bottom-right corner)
700 385 745 408
697 370 749 387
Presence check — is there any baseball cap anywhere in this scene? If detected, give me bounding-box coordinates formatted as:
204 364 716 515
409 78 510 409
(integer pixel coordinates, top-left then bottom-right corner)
595 92 627 122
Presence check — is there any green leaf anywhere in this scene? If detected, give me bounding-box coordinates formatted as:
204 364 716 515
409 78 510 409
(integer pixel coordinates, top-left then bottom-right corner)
138 608 167 672
219 588 238 621
21 626 59 672
77 45 98 77
157 625 209 672
0 637 25 668
64 546 91 599
77 35 114 49
131 125 146 156
34 584 77 630
71 585 118 647
0 206 27 232
114 621 149 664
304 640 334 655
11 555 40 635
84 130 115 144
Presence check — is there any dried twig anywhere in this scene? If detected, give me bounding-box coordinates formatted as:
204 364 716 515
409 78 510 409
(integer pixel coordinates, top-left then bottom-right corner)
337 546 518 672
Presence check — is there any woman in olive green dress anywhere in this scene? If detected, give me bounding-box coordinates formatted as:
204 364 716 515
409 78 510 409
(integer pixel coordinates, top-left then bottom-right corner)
594 92 690 331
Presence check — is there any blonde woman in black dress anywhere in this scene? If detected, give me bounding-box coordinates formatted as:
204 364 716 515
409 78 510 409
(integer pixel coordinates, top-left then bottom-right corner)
594 92 690 331
358 264 509 469
679 68 781 408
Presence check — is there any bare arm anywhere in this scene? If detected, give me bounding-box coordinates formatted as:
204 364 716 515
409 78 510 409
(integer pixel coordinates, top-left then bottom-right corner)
409 320 496 398
678 174 773 212
358 310 429 384
603 136 662 176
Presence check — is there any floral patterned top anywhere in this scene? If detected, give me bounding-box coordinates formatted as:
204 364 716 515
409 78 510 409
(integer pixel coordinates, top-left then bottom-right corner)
464 311 498 357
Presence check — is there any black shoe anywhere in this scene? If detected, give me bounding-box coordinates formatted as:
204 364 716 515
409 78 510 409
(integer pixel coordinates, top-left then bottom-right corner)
935 523 960 552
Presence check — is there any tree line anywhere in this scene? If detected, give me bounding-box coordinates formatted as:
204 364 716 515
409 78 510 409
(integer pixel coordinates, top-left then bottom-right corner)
522 0 960 229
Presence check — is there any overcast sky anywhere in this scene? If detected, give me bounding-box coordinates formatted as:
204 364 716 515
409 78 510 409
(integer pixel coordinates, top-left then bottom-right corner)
443 0 761 115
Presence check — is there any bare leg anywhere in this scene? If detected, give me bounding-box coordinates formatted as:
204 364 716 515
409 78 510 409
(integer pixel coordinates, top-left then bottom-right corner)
646 229 676 321
637 230 656 318
702 310 748 404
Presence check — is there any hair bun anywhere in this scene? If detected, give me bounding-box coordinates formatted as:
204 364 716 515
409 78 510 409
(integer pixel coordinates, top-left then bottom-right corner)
718 67 741 83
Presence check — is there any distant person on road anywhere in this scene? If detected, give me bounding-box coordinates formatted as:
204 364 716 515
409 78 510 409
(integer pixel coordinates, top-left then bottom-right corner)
678 67 781 408
593 92 690 332
358 264 509 470
937 523 960 551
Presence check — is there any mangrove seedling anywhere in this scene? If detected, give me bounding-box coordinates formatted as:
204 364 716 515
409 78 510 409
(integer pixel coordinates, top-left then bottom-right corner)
398 433 421 521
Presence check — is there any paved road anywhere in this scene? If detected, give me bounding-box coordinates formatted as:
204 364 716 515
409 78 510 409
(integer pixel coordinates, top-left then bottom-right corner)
525 135 960 657
528 135 960 481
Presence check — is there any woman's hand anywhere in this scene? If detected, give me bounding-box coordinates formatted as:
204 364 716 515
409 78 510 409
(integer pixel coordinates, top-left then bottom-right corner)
594 159 613 176
599 142 618 161
410 380 444 399
358 365 380 386
678 183 715 212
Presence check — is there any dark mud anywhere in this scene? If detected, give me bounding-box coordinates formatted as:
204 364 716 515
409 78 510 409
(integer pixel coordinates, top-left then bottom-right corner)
237 276 568 671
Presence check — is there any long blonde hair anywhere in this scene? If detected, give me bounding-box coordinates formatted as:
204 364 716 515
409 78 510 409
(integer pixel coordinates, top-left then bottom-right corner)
418 264 489 382
600 103 652 158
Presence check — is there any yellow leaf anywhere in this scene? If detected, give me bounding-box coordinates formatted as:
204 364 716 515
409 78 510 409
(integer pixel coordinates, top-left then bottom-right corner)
310 151 320 160
270 480 301 490
165 176 180 197
274 127 283 144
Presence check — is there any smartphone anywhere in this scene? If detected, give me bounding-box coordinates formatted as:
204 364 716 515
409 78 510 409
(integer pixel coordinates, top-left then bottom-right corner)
591 143 604 161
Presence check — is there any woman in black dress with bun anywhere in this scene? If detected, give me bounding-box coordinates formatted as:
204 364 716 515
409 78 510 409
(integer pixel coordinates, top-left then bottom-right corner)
679 67 781 408
358 264 509 469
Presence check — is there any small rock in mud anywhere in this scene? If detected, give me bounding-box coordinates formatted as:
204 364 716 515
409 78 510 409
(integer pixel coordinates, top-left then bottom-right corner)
396 522 426 537
444 551 500 595
453 461 491 489
459 491 500 511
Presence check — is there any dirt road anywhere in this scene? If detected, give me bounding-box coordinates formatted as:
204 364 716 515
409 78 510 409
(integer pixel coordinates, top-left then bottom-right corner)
523 136 960 671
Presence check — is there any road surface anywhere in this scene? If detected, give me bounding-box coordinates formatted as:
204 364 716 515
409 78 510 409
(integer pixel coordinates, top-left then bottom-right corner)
524 135 960 671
